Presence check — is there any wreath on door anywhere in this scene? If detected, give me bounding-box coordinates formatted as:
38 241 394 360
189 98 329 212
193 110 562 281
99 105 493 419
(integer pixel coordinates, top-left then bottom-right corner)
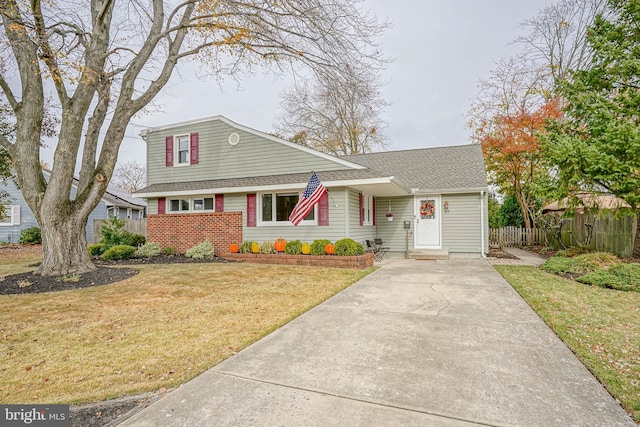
420 201 435 218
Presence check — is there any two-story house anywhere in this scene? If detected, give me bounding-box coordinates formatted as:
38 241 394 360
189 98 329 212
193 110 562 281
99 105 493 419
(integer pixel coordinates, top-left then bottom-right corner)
134 115 489 257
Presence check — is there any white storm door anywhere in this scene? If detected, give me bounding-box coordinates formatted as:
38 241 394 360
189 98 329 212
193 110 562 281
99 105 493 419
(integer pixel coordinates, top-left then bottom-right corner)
415 196 441 248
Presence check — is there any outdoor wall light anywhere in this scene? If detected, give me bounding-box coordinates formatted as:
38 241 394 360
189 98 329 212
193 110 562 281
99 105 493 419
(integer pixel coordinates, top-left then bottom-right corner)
444 200 449 212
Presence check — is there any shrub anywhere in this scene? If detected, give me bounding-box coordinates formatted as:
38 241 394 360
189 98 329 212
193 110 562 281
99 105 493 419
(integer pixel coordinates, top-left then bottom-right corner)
541 257 579 275
19 226 41 244
88 243 106 256
162 246 177 256
260 241 276 254
310 239 331 255
334 238 365 256
136 242 161 257
285 240 303 255
100 217 127 247
578 263 640 292
102 245 136 261
240 241 254 254
123 232 146 247
556 247 591 258
185 240 215 259
541 252 619 275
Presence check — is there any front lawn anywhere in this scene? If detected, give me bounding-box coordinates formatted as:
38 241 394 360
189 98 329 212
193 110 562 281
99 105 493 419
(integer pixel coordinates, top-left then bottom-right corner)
0 259 372 404
496 265 640 422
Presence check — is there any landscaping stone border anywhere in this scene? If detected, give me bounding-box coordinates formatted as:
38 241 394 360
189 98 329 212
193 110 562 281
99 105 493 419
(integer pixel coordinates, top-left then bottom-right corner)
220 252 374 269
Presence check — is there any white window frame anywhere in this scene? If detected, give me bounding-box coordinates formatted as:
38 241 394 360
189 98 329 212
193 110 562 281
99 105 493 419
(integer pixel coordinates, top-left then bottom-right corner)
0 205 20 226
168 196 215 213
175 134 191 166
258 191 317 226
362 193 373 226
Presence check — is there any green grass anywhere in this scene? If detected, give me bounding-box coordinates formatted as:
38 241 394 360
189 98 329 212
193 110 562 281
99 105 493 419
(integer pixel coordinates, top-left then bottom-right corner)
0 257 373 404
496 265 640 422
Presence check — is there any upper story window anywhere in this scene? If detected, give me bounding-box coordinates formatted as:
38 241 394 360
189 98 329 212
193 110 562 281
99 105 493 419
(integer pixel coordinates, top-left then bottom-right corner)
165 133 199 167
176 135 190 165
260 192 315 225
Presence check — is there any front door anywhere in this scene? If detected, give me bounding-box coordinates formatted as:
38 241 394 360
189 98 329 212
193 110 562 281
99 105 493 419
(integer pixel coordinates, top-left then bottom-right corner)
415 196 441 248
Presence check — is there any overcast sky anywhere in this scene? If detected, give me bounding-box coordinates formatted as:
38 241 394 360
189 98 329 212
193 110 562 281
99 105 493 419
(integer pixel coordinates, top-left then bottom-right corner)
115 0 552 164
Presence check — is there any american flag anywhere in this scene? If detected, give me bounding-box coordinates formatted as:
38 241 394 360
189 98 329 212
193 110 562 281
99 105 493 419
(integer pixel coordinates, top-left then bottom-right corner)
289 172 327 226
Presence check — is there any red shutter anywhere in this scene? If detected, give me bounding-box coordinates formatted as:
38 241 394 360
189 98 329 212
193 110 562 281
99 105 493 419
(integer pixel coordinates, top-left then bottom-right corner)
190 133 199 164
318 192 329 226
158 197 166 214
246 193 256 227
372 196 376 226
165 137 174 166
359 193 364 226
215 194 224 212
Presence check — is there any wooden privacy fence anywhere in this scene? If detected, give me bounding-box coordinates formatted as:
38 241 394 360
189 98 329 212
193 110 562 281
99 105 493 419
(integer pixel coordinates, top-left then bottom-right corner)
490 226 546 247
93 218 147 243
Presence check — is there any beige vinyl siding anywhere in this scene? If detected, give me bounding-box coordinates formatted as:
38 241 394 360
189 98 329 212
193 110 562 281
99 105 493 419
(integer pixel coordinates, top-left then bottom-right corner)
147 199 158 215
374 196 415 254
441 193 486 254
147 120 349 185
345 189 376 248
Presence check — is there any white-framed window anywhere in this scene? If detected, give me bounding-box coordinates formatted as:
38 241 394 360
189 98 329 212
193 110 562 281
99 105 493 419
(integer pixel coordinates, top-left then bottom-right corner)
176 134 190 165
362 193 373 225
259 192 315 225
0 205 20 226
168 197 215 213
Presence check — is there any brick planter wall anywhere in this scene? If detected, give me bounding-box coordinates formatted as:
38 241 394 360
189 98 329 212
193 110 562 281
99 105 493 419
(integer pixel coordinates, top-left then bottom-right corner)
147 212 242 254
220 252 374 269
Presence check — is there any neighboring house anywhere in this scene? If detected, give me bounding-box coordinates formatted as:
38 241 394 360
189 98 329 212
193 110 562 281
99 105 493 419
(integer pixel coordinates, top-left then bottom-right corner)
135 115 489 257
0 173 147 244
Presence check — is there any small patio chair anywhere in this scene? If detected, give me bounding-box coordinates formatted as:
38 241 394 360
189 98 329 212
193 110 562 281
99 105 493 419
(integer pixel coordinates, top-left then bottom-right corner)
373 238 390 260
366 240 382 262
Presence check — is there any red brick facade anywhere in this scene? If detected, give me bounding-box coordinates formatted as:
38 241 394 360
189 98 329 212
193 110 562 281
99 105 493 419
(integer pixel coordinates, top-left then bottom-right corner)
147 212 243 254
221 253 374 269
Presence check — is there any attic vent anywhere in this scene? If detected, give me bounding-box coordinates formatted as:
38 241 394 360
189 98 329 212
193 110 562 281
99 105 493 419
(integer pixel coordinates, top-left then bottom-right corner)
228 133 240 146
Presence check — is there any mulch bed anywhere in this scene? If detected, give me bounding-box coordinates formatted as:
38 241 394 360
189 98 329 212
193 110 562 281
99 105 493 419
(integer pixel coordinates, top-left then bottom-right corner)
0 255 232 295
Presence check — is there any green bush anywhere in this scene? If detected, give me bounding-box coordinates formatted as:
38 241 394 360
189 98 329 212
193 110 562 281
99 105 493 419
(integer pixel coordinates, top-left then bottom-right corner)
102 245 136 261
310 239 331 256
578 263 640 292
239 241 254 254
285 240 302 255
88 243 106 256
541 256 579 275
162 246 177 256
19 226 41 244
542 252 619 275
259 241 276 254
136 242 161 257
185 240 215 259
334 238 365 256
123 232 146 247
556 247 591 258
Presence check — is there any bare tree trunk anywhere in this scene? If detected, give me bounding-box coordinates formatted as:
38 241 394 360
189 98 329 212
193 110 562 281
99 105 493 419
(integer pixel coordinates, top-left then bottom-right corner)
36 212 95 276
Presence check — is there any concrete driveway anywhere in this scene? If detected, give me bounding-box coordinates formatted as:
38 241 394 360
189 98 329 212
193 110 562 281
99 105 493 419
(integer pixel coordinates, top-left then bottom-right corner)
119 259 634 426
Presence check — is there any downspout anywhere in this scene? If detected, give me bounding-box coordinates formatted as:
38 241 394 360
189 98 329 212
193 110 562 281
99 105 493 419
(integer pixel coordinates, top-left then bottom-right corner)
480 190 486 258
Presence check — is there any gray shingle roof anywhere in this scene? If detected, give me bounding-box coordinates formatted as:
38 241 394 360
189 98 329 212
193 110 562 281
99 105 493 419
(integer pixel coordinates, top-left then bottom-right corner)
136 144 487 196
343 144 487 191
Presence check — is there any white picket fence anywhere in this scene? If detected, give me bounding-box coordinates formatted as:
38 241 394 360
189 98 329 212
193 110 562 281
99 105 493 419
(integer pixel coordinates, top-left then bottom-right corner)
489 226 545 247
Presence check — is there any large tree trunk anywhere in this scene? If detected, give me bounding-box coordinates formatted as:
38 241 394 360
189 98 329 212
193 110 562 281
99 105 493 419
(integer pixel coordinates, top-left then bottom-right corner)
633 212 640 258
36 212 95 276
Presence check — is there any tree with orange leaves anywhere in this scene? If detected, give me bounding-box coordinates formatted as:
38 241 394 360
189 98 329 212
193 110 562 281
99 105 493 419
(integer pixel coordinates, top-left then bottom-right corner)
480 100 562 229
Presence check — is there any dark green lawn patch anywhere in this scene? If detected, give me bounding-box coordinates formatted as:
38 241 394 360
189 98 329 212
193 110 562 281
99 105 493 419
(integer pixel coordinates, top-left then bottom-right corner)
496 265 640 423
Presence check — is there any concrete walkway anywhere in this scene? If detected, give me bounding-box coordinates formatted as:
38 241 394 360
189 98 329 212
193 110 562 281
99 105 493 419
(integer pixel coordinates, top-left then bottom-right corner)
119 259 634 426
501 247 546 267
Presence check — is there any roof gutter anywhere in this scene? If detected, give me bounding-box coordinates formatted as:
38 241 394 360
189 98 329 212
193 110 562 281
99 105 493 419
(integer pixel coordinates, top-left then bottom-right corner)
133 176 406 199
